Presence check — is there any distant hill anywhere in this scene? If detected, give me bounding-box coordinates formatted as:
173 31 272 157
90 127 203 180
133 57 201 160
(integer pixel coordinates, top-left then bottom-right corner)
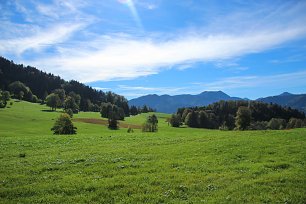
129 91 306 113
257 92 306 113
129 91 244 113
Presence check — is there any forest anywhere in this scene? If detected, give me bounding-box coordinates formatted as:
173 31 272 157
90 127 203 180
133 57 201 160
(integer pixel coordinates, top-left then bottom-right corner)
0 56 129 113
174 100 306 130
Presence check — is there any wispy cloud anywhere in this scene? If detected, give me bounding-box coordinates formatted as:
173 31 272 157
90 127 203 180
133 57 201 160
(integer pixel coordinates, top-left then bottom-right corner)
27 25 306 82
201 70 306 91
0 23 84 55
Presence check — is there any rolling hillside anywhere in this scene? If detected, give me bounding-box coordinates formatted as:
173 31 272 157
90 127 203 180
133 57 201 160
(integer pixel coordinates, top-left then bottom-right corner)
0 100 305 203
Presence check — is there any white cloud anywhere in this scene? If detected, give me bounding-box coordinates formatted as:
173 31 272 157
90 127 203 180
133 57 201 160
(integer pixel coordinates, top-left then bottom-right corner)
26 25 306 82
1 0 306 83
0 23 84 55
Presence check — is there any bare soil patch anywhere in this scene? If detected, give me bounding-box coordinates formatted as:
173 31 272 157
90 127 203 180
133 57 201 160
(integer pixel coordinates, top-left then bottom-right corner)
74 118 142 129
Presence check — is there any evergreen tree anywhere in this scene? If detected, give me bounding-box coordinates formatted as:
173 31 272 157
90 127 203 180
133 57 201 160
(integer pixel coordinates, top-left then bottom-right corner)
130 105 138 115
142 114 158 132
197 111 209 128
235 106 251 130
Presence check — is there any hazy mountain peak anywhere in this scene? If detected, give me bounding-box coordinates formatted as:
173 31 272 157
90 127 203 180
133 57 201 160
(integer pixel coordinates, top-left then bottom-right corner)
279 92 293 96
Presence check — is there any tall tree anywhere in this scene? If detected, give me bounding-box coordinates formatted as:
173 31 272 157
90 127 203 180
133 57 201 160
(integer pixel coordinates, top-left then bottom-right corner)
170 114 181 127
46 93 61 111
185 111 198 128
235 106 251 130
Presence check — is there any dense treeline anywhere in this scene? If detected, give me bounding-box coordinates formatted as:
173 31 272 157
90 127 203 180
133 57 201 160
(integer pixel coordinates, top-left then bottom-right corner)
0 56 129 113
174 100 306 130
129 105 156 115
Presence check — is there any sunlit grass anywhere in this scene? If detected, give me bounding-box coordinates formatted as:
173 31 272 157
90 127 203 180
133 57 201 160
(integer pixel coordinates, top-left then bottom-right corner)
0 101 305 203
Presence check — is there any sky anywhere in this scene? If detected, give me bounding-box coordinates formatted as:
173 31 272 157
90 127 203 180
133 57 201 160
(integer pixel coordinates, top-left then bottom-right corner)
1 0 306 100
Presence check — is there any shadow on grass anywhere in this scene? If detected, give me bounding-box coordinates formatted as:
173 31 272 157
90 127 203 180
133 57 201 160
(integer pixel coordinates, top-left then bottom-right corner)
41 109 64 113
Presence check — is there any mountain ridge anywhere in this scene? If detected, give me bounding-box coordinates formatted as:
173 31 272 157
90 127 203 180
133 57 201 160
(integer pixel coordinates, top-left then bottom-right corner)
129 91 245 113
129 91 306 113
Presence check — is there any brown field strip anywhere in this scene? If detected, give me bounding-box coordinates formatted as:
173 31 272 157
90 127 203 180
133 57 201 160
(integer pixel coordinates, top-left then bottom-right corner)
74 118 142 129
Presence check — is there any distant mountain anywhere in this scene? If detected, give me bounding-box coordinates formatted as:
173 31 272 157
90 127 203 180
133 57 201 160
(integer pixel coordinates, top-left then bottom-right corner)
257 92 306 113
129 91 244 113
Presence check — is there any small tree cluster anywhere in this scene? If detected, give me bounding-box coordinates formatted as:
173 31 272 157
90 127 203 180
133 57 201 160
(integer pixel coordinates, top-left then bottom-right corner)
45 89 81 113
142 114 158 132
8 81 39 102
0 90 10 108
129 105 156 116
51 113 77 134
181 109 221 129
286 118 305 129
101 102 125 120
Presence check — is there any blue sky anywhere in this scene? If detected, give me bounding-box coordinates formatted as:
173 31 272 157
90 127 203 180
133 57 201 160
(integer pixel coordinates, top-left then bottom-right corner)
1 0 306 99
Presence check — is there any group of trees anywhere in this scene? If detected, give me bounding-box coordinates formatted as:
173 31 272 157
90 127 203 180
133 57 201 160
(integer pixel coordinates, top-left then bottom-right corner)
45 89 81 115
129 105 156 115
8 81 39 103
142 114 158 132
100 102 126 129
0 57 129 113
172 100 306 130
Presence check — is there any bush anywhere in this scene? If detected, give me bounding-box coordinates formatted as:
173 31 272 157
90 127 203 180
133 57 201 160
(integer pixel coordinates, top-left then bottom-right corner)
127 127 134 133
249 121 268 130
51 113 77 134
219 122 229 131
268 118 286 130
108 117 118 130
286 118 305 129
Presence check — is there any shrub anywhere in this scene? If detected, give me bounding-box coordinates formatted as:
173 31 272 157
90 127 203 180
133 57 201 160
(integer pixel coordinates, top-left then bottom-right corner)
268 118 286 130
127 127 134 133
108 117 118 130
287 118 305 129
249 121 268 130
219 122 229 131
51 113 77 134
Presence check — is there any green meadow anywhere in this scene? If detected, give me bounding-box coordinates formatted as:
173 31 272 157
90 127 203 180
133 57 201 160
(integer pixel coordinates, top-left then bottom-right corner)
0 101 305 203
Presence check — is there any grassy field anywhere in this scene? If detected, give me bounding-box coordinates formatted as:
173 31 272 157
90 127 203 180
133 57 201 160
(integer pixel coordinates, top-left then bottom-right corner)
0 101 305 203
